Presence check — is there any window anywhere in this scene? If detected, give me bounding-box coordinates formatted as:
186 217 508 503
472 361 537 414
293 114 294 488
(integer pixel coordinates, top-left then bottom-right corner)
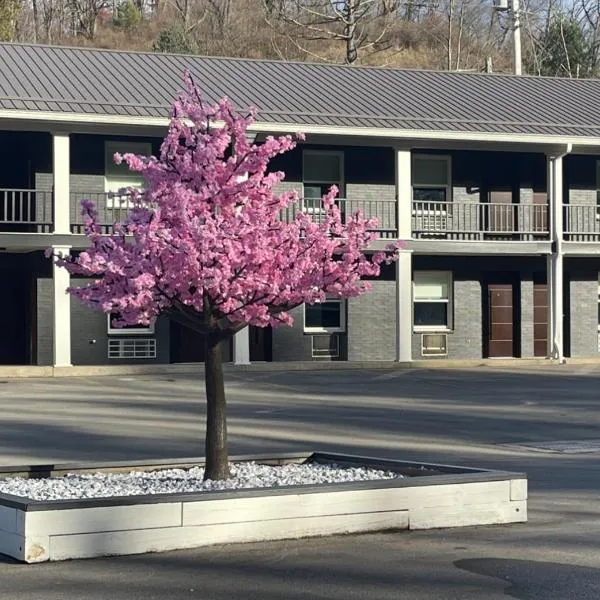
304 298 346 333
105 141 151 208
303 150 344 212
107 313 155 335
413 271 452 331
412 155 451 204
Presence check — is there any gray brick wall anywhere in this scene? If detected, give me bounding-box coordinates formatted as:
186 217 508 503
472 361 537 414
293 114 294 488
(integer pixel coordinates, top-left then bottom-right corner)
347 281 396 360
70 174 105 228
569 274 598 357
271 306 312 361
345 183 396 238
569 188 596 206
36 278 53 366
520 277 534 357
411 277 482 360
566 189 598 242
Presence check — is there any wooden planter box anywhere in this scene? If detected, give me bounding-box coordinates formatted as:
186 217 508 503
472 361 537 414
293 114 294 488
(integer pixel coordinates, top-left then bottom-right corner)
0 453 527 563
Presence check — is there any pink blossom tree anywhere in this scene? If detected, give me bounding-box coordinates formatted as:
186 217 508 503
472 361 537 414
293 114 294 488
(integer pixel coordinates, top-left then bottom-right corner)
52 75 399 480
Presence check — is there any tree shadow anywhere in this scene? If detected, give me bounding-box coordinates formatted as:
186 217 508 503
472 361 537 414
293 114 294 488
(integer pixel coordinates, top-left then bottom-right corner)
455 557 600 599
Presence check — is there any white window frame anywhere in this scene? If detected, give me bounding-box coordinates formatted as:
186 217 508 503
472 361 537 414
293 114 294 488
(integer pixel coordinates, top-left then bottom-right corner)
413 270 453 332
303 298 346 334
105 141 151 208
302 150 345 213
107 313 155 336
412 154 452 210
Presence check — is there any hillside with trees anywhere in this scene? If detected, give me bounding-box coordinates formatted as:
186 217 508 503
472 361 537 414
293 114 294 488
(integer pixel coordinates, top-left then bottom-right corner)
1 0 599 77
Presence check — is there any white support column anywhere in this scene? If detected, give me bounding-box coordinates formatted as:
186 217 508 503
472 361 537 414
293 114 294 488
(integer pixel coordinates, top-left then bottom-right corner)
52 246 72 367
546 254 555 358
52 133 70 235
395 148 413 362
547 149 569 363
233 326 250 365
396 250 413 362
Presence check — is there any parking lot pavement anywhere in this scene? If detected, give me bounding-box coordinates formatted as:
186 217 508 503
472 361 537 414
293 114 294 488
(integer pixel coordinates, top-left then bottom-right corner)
0 365 599 598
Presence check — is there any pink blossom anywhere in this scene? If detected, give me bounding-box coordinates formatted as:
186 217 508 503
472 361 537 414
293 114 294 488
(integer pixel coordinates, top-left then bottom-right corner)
52 72 400 331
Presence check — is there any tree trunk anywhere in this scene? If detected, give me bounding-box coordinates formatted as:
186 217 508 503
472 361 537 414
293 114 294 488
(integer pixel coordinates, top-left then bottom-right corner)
344 0 358 64
203 332 230 481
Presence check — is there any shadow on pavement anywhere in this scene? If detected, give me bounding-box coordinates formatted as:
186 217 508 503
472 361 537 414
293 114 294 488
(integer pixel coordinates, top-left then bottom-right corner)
455 557 600 599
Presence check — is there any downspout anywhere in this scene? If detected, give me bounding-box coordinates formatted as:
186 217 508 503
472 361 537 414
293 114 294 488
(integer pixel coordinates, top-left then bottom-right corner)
549 143 572 364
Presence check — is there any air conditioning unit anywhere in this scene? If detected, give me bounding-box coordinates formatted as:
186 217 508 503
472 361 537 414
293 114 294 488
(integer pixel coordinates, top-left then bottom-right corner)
421 333 448 357
312 335 340 359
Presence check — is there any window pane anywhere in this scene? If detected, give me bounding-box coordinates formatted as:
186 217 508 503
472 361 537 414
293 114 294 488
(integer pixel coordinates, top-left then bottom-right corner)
304 153 341 183
414 273 449 300
305 301 341 329
414 302 448 327
413 157 448 186
413 188 447 203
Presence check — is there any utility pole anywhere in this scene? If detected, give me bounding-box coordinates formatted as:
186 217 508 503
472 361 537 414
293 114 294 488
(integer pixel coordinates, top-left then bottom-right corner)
493 0 522 75
512 0 522 75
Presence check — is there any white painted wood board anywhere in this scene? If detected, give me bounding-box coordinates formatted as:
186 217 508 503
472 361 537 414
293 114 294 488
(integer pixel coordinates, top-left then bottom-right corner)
48 510 409 561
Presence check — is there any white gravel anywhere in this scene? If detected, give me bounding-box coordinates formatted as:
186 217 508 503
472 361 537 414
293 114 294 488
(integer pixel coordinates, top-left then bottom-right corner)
0 462 403 501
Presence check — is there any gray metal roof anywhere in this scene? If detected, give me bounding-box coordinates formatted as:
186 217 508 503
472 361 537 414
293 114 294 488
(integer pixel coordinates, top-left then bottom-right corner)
2 42 600 139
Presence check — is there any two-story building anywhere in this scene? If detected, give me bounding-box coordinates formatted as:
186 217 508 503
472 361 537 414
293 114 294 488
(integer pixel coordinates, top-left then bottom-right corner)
0 42 599 368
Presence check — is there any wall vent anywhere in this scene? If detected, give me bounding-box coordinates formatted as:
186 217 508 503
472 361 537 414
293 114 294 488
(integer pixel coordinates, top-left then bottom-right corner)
421 333 448 357
312 335 340 359
108 338 157 359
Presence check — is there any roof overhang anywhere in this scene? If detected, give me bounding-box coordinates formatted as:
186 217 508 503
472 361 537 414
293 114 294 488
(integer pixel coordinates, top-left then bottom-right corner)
1 108 600 152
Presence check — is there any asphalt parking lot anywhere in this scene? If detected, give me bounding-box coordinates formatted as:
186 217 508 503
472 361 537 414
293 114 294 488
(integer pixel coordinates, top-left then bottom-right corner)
0 364 599 599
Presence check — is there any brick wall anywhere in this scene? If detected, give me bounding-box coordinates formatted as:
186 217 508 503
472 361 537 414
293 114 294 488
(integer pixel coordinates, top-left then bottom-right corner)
36 278 53 366
271 306 312 361
569 273 598 357
520 277 535 358
347 280 396 361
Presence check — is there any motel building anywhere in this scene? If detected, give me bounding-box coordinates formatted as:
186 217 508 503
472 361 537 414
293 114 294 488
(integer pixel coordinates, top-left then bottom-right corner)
0 42 599 369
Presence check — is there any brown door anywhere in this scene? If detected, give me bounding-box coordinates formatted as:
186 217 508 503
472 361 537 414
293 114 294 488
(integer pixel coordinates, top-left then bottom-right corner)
487 190 514 234
534 284 548 357
487 283 515 357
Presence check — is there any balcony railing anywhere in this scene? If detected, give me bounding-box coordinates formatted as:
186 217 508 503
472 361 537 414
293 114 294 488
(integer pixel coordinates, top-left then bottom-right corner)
412 201 550 241
0 189 53 232
70 195 399 238
70 192 132 234
280 198 398 238
563 204 600 241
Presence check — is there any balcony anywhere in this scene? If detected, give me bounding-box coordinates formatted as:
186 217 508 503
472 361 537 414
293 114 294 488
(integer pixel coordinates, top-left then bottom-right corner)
0 189 53 233
70 192 132 234
412 201 550 241
563 204 600 242
279 198 398 239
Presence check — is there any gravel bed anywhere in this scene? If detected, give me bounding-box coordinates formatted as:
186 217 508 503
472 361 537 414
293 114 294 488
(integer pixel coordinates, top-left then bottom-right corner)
0 462 403 501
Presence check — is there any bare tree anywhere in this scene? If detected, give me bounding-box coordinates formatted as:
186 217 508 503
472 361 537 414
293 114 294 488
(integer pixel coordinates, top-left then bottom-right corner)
264 0 399 63
68 0 108 38
206 0 230 36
